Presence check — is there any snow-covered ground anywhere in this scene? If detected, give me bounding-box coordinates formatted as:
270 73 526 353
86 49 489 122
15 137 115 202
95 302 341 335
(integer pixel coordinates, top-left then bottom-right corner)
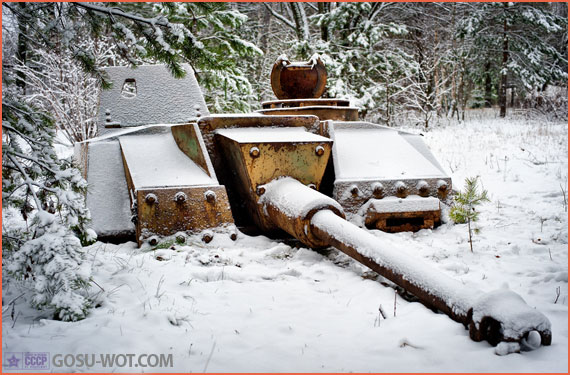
2 112 568 372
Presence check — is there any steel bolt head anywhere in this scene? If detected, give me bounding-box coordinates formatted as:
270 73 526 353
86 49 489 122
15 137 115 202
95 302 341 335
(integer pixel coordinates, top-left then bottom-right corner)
145 193 157 204
315 145 325 156
372 182 384 199
418 180 429 196
205 190 216 203
249 146 260 158
350 185 359 196
202 232 213 243
256 186 266 196
395 181 408 197
174 192 187 203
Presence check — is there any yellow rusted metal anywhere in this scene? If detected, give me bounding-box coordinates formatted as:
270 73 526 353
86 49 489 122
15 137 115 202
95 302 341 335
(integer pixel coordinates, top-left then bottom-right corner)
196 115 322 229
260 179 345 248
364 209 441 233
119 125 235 246
214 131 332 232
134 186 234 246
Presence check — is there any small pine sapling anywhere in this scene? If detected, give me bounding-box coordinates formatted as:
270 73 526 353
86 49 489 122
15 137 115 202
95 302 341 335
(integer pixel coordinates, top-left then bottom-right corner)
449 177 490 252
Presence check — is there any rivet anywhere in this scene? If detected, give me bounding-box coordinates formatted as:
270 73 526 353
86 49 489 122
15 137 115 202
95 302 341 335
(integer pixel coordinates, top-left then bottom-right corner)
202 232 213 243
174 192 187 203
372 182 384 199
249 147 260 158
205 190 216 203
315 145 325 156
350 185 359 196
148 236 159 246
256 186 266 196
145 193 157 204
396 181 407 197
418 180 429 196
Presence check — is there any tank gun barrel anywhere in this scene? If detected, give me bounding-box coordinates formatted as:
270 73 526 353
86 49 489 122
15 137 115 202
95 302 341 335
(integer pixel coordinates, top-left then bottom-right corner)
260 177 552 349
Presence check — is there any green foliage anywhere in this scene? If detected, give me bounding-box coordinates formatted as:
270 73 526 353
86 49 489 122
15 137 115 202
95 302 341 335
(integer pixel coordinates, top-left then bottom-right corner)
309 3 414 119
2 2 261 113
449 177 490 224
153 239 176 250
113 2 263 113
7 213 92 322
2 98 94 320
458 3 567 101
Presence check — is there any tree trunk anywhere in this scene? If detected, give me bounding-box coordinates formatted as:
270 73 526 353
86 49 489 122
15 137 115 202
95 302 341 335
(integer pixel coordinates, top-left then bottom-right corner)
468 217 473 252
484 61 493 108
317 2 330 41
499 3 509 118
256 6 272 80
16 3 29 93
289 3 309 42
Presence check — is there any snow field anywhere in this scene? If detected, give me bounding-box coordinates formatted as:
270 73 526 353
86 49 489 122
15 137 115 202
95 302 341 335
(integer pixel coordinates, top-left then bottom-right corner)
2 114 568 372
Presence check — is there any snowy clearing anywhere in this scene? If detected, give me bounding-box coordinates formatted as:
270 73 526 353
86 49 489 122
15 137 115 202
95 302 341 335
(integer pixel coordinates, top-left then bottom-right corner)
2 114 568 373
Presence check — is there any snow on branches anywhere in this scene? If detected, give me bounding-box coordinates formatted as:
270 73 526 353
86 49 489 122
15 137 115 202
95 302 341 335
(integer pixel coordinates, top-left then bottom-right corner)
2 98 95 321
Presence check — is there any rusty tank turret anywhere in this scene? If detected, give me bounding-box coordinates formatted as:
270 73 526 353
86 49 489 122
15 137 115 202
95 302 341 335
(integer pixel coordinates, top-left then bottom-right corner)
78 57 552 349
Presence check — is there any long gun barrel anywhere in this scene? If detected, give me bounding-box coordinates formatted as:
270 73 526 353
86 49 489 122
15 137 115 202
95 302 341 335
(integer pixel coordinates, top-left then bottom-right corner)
260 177 552 348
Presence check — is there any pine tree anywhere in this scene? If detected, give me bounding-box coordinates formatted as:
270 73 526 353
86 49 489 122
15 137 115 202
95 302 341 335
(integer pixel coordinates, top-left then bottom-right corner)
458 2 567 117
2 98 95 320
449 177 490 252
2 2 262 113
310 2 414 124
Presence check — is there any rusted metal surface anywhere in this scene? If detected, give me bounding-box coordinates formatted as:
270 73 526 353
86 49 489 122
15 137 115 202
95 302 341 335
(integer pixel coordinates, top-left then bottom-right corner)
264 58 359 121
324 120 451 232
118 125 234 246
171 123 212 176
261 98 351 109
257 106 359 121
362 196 441 232
196 115 321 229
255 178 551 347
264 202 344 248
214 128 332 232
364 209 441 232
197 115 320 164
271 56 327 100
134 186 234 246
333 178 451 215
